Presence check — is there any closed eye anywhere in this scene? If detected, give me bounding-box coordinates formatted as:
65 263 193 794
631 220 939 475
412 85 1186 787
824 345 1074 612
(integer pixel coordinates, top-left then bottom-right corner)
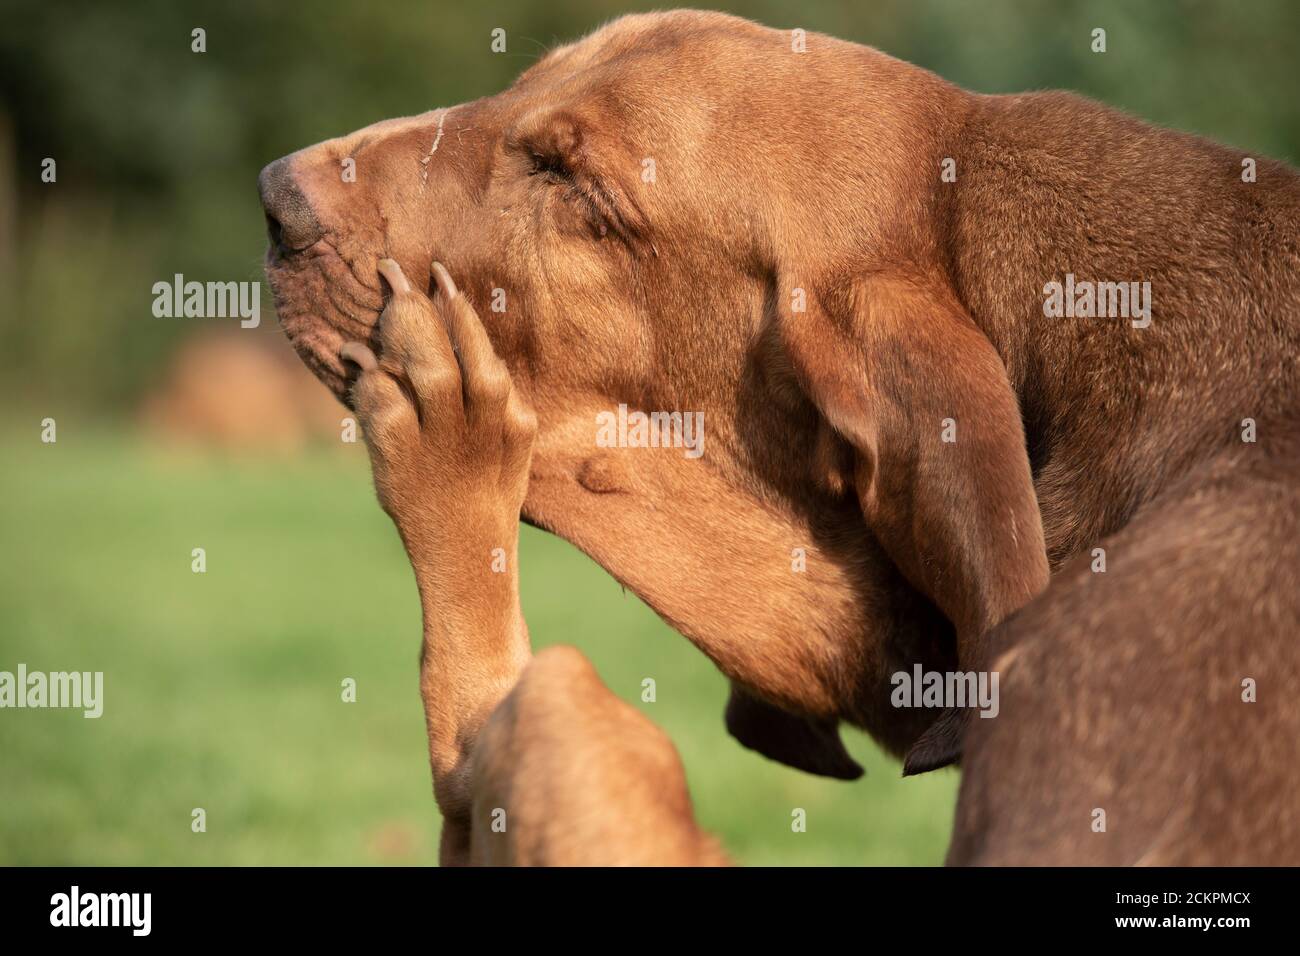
528 151 571 182
518 142 637 243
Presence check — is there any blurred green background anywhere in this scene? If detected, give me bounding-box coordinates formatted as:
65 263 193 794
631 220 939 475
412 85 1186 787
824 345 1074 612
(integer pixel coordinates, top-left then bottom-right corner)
1 0 1297 865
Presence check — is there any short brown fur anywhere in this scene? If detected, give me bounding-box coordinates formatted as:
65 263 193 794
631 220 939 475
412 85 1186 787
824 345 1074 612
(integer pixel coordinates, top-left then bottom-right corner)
264 11 1300 864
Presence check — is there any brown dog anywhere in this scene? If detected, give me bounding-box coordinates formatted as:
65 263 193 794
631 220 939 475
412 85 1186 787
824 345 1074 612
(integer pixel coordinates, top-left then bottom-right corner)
263 11 1300 863
346 257 725 865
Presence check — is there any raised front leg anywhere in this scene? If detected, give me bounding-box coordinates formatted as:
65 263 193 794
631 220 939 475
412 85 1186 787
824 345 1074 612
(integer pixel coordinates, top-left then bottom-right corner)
344 259 536 865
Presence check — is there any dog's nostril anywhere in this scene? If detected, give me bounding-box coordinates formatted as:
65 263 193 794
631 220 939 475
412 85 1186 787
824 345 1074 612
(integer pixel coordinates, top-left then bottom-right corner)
265 212 284 250
258 155 324 253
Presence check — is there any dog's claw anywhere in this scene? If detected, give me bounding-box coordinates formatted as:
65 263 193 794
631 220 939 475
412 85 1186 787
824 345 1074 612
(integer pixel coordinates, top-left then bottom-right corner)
377 258 411 295
339 340 378 372
431 260 458 300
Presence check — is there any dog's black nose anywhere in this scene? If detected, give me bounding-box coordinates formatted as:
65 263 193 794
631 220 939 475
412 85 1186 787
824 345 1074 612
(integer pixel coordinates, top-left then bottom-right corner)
258 156 323 254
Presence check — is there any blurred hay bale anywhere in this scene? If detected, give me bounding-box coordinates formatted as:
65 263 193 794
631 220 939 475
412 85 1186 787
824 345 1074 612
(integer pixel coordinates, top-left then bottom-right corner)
140 329 346 453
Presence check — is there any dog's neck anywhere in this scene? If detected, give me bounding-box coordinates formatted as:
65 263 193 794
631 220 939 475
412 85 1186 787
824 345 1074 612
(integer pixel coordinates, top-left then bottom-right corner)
944 91 1300 564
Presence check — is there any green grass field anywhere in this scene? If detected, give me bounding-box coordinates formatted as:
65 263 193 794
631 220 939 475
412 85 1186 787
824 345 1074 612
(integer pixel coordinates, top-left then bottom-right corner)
0 430 958 865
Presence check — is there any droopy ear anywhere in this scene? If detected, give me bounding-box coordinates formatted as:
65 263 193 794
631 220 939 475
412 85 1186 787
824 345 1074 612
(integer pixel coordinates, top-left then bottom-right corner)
781 273 1050 766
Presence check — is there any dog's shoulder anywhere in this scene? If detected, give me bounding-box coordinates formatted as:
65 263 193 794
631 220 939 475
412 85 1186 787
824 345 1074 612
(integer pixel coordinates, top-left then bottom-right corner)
950 444 1300 864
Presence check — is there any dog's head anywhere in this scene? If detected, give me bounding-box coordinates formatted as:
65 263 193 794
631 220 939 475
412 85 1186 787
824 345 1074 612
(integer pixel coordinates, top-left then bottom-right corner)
261 10 1048 757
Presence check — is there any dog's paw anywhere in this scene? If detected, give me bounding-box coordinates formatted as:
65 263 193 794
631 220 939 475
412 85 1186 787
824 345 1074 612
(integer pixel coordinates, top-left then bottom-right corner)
342 259 535 536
